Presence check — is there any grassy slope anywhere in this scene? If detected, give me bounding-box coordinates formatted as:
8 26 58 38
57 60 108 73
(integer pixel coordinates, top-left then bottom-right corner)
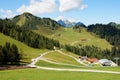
16 15 26 26
0 32 120 80
0 33 48 63
0 33 81 66
75 67 120 72
36 60 83 68
0 69 119 80
36 60 120 72
61 49 80 59
34 28 112 50
33 26 64 36
43 51 81 66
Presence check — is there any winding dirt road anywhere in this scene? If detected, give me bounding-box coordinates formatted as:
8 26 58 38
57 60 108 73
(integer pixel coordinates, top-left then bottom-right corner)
27 50 120 74
27 51 54 67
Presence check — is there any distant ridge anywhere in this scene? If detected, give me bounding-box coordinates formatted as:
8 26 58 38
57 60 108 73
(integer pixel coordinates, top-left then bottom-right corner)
57 19 86 27
12 12 62 30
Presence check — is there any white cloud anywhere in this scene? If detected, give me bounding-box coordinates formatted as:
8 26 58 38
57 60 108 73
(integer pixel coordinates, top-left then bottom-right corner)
55 16 65 21
80 4 88 10
68 18 77 22
17 0 57 15
0 9 16 18
59 0 87 12
56 16 77 22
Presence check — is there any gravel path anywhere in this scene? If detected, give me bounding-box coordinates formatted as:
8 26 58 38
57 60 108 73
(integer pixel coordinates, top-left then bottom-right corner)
36 66 120 74
27 50 120 74
27 51 54 67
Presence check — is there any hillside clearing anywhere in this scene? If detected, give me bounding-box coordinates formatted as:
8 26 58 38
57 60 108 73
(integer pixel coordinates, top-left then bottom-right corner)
0 32 48 63
34 28 112 50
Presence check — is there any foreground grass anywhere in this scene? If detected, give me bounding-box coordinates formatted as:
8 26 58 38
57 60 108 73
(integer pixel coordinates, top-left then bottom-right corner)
0 33 48 63
76 66 120 72
37 60 120 72
0 69 119 80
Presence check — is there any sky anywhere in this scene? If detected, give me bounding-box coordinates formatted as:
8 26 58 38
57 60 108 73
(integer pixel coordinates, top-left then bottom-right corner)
0 0 120 25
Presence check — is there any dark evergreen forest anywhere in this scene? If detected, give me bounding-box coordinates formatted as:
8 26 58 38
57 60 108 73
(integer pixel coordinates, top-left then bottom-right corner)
0 42 21 65
87 24 120 47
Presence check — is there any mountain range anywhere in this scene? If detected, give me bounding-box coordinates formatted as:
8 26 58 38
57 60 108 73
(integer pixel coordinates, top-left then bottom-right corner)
57 19 86 27
12 12 86 30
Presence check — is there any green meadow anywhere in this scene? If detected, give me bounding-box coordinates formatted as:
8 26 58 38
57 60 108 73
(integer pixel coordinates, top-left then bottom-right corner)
34 28 112 50
0 33 48 63
36 60 82 68
36 60 120 72
43 51 81 65
0 28 119 80
0 69 119 80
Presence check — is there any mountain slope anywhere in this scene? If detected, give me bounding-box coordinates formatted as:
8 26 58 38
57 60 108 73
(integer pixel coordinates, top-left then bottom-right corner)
35 27 112 50
0 32 85 66
11 13 112 49
12 12 62 30
0 32 48 63
87 23 120 47
57 20 67 27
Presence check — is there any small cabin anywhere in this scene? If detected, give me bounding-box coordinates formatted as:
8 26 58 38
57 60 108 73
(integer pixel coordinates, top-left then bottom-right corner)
87 58 98 63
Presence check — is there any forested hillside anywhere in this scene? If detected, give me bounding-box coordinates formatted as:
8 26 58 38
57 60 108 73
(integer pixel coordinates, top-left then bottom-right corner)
12 12 62 30
0 19 60 50
87 23 120 47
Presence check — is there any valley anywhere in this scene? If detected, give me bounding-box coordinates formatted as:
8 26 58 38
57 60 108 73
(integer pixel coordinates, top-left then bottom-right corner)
0 12 120 80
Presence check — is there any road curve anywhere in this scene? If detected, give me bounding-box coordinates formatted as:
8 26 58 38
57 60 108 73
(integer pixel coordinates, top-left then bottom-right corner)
27 50 120 74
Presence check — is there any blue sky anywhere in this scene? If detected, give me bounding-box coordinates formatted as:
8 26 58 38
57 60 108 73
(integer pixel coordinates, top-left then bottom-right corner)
0 0 120 25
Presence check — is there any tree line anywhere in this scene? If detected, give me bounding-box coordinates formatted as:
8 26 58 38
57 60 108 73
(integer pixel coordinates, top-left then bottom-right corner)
87 23 120 47
0 42 21 65
64 45 120 65
0 19 60 50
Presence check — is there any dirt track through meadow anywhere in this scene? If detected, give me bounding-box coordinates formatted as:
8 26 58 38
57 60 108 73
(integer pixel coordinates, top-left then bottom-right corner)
27 50 120 74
